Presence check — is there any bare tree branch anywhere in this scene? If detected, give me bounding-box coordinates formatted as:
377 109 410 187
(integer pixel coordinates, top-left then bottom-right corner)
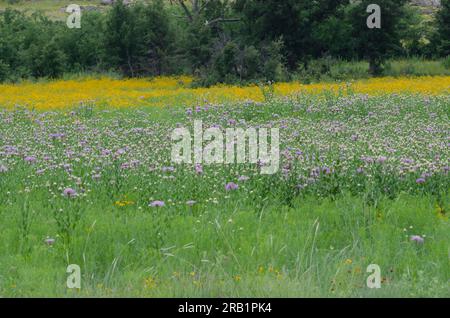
205 17 241 27
177 0 193 22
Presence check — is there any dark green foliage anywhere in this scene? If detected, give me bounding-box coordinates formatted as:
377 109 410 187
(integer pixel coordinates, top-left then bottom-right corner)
0 0 447 84
348 0 408 75
58 11 106 72
436 0 450 56
234 0 350 69
103 0 173 76
0 9 67 81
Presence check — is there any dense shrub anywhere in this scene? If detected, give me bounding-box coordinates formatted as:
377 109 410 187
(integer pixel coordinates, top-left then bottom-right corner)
0 10 67 81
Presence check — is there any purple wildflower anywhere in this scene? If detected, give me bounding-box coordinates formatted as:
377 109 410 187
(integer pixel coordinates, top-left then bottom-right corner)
225 182 239 191
410 235 424 244
361 156 374 164
63 188 77 198
115 148 126 156
24 156 37 164
0 165 7 173
162 166 175 173
402 158 414 164
416 178 426 184
101 149 111 156
150 200 165 207
44 237 56 246
186 200 196 206
195 164 203 175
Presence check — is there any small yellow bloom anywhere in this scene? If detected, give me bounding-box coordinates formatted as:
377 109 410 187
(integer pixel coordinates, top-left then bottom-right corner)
144 276 157 289
436 205 448 221
114 200 135 207
345 259 353 265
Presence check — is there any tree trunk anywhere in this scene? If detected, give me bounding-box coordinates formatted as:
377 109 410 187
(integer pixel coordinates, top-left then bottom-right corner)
369 57 383 76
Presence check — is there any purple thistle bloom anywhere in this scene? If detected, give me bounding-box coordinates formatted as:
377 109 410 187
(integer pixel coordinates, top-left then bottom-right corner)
421 172 432 178
416 178 426 184
121 163 130 170
410 235 425 244
238 175 250 182
162 166 175 173
402 158 414 164
361 156 374 164
24 156 37 164
195 164 203 175
225 182 239 191
150 200 165 207
377 156 387 164
115 148 126 156
44 237 56 246
63 188 77 198
101 149 111 156
4 145 18 155
310 167 320 178
186 200 196 206
0 165 7 173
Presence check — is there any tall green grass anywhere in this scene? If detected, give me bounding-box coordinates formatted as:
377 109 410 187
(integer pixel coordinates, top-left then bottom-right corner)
0 193 448 297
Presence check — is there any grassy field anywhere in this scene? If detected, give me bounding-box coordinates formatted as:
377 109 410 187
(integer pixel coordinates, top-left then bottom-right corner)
0 83 448 297
0 0 105 19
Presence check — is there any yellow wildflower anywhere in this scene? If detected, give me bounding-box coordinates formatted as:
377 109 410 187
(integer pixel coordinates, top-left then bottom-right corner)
1 76 449 111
